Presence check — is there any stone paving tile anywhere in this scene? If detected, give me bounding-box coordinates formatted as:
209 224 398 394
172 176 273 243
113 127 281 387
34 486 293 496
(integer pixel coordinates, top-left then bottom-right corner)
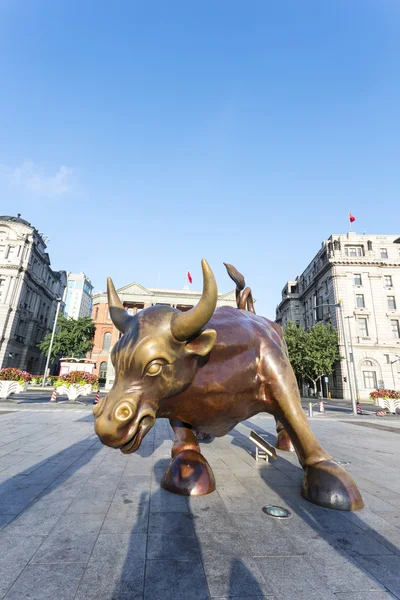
356 555 400 598
75 533 146 600
149 487 189 513
196 529 250 560
31 530 98 564
332 531 395 557
334 593 397 599
203 555 273 598
147 534 201 560
0 558 27 598
149 511 196 537
144 559 210 600
256 556 338 599
289 534 385 593
101 501 150 534
4 563 86 600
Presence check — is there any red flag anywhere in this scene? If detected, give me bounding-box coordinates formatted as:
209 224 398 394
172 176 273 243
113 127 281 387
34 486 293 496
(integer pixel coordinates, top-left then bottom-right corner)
187 271 193 284
349 212 356 223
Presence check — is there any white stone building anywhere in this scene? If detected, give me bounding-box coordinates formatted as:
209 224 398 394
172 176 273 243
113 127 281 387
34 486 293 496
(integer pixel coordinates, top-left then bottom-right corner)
276 232 400 400
0 216 67 374
63 272 93 319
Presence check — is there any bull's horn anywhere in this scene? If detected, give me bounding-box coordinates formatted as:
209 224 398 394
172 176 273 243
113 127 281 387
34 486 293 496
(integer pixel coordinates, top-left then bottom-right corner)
107 277 132 334
171 259 217 341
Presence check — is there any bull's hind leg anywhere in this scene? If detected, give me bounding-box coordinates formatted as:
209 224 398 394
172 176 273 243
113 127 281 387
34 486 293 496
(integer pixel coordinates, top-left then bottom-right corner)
275 418 295 452
161 419 216 496
270 368 363 511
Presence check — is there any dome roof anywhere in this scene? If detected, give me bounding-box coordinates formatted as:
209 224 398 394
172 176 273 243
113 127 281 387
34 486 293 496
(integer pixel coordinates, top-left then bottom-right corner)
0 215 32 227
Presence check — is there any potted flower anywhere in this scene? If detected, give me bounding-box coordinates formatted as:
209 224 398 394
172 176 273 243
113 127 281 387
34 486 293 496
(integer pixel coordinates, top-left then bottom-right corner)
55 371 99 400
0 368 32 399
369 388 400 413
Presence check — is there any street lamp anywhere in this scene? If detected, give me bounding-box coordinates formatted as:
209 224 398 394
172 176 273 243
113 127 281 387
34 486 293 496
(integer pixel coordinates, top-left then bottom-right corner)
41 297 62 387
344 316 361 403
390 355 400 389
313 301 357 416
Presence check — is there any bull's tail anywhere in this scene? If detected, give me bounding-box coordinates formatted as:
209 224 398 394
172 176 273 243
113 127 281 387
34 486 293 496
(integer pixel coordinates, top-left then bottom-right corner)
223 263 256 314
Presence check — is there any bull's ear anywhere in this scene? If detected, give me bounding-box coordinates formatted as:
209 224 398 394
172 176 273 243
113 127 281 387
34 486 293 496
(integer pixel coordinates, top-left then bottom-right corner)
185 329 216 357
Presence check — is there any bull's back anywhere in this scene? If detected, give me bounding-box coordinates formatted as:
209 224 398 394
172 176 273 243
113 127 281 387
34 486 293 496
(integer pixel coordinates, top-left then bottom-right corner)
158 306 285 435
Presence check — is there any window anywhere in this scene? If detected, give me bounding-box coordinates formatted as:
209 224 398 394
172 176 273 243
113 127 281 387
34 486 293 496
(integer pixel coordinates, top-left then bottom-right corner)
388 296 397 310
295 320 300 327
380 248 388 258
391 320 400 338
345 246 364 257
324 280 328 294
127 308 134 315
0 277 5 298
384 354 390 364
363 371 377 389
99 361 107 379
358 317 369 337
94 307 99 320
103 332 112 350
384 275 392 287
354 274 362 286
107 309 111 320
363 360 373 366
294 305 299 314
356 294 365 308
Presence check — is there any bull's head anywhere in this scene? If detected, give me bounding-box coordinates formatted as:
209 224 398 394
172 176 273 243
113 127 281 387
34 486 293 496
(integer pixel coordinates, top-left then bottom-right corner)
93 259 217 454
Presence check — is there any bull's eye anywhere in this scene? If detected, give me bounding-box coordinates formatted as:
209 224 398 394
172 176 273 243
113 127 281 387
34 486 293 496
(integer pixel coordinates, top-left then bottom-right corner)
145 362 163 377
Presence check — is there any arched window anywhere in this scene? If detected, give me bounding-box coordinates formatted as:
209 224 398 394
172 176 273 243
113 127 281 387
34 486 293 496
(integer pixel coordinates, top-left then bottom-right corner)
99 361 107 379
103 332 111 350
94 307 99 320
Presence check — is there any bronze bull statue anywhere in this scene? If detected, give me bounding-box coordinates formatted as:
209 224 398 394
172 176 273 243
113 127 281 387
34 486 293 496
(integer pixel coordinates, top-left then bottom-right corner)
94 260 363 511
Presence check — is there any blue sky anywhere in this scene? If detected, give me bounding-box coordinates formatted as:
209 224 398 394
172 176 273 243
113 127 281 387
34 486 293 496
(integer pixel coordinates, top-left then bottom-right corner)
1 0 399 317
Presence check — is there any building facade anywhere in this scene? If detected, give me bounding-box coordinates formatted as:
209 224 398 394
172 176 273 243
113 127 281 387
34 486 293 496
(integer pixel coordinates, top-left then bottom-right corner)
63 272 93 319
276 232 400 400
0 216 67 374
90 281 237 388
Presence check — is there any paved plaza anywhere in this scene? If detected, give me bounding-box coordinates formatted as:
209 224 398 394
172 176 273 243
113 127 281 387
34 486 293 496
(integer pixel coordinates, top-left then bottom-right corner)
0 405 399 599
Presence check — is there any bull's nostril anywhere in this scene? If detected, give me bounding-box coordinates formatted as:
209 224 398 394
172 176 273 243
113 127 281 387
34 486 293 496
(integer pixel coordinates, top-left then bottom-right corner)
115 403 133 422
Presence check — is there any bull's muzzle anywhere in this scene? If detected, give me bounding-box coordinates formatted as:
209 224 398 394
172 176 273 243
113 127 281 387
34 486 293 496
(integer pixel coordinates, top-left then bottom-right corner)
93 396 155 454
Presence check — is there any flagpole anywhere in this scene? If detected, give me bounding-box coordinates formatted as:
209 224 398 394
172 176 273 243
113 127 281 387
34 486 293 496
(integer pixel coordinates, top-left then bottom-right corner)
349 211 352 232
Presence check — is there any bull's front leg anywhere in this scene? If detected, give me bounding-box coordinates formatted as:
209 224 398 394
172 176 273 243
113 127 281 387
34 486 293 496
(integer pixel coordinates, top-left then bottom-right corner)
161 419 216 496
269 366 363 511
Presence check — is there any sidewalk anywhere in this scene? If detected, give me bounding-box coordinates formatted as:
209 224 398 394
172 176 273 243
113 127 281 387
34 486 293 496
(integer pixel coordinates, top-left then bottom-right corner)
0 410 399 599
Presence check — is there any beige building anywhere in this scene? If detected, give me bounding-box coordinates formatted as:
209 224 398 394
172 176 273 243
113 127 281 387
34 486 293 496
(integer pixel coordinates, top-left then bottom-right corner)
0 216 67 374
90 281 237 389
276 232 400 400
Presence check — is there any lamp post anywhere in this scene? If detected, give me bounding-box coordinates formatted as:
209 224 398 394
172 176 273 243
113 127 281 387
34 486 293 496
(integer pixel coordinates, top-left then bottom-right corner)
41 297 62 387
313 300 357 416
345 316 360 403
390 355 400 389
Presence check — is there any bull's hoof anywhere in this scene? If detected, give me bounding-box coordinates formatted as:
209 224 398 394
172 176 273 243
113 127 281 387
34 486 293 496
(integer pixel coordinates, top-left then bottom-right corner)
161 449 216 496
275 429 295 452
302 460 364 511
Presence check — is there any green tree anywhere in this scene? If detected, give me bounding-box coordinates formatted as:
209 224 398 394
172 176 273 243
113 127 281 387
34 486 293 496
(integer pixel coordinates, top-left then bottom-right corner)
284 321 341 395
38 314 95 362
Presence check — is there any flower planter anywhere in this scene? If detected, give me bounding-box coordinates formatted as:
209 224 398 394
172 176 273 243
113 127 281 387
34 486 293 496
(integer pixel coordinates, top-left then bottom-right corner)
57 384 86 401
374 397 400 414
0 380 26 399
83 384 93 396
